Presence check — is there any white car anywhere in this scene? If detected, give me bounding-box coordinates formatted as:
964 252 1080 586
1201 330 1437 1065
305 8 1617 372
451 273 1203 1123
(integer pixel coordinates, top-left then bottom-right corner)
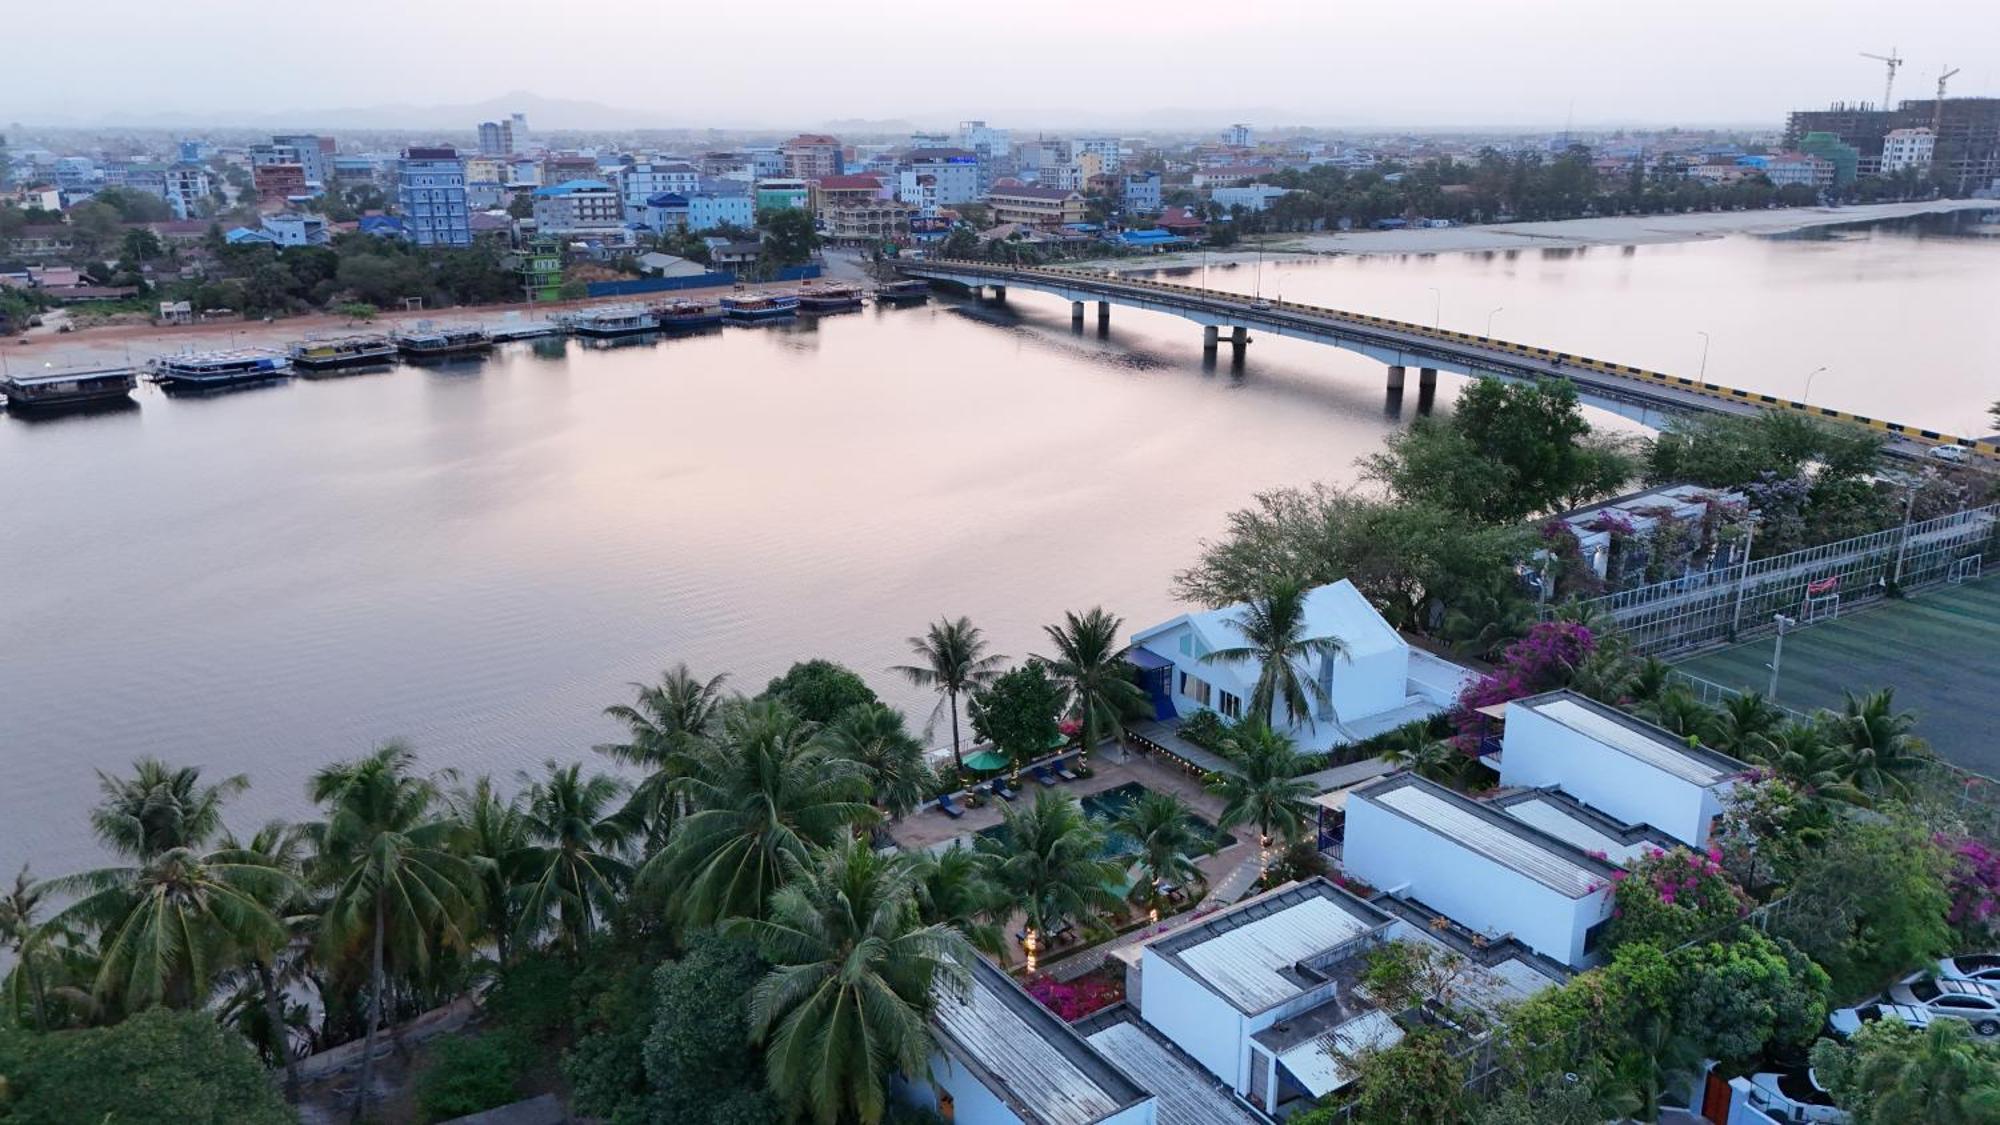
1742 1069 1848 1124
1938 954 2000 984
1928 444 1970 463
1886 974 2000 1036
1250 299 1272 311
1828 1000 1933 1038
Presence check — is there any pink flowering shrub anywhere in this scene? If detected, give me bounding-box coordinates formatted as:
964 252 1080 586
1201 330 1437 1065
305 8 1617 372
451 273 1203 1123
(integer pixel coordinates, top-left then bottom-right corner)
1027 971 1124 1021
1450 621 1597 750
1941 835 2000 940
1606 845 1751 950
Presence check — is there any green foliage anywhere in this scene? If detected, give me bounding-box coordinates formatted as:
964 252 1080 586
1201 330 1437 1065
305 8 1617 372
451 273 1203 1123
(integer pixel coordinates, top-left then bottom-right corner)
1667 932 1829 1064
822 703 933 820
1208 722 1315 849
1606 846 1750 951
1770 811 1955 999
335 301 376 320
940 226 979 258
1202 575 1345 729
1175 707 1233 750
756 207 820 267
968 661 1065 768
0 1008 294 1124
1646 412 1889 555
416 1029 530 1122
640 929 777 1125
759 659 880 725
1039 607 1150 763
486 952 578 1043
1812 1018 2000 1124
976 791 1125 938
893 616 1007 774
1348 1027 1471 1124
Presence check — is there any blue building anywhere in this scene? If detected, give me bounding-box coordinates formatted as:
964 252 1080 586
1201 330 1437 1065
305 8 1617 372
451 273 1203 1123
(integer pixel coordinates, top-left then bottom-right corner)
1123 170 1163 213
639 183 754 234
398 146 472 248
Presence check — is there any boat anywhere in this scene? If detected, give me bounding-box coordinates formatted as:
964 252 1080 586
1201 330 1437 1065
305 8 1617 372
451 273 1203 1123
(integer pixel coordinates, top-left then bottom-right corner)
566 305 658 338
2 365 138 412
148 349 292 390
875 279 931 306
288 334 397 371
796 282 864 313
648 299 725 331
719 291 799 322
393 324 494 359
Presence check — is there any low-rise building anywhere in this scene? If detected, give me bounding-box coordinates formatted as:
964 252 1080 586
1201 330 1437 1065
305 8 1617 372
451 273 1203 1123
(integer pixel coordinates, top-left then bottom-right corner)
619 162 701 219
532 179 624 237
1209 185 1291 213
1881 127 1937 174
252 162 308 201
1122 171 1162 213
904 147 982 204
755 178 808 211
986 185 1086 229
822 198 917 244
639 185 754 233
810 173 890 219
262 212 329 246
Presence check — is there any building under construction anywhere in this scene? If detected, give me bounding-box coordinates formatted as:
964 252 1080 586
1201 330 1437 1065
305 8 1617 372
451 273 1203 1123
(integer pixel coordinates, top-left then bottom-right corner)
1785 97 2000 193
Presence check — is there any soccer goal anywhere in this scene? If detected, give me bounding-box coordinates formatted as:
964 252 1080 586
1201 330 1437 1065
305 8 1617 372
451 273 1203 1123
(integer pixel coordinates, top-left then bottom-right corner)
1950 555 1985 585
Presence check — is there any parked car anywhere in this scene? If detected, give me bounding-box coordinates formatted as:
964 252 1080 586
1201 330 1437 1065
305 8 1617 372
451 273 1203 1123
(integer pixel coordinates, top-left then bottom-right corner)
1887 975 2000 1035
1828 1000 1933 1037
1742 1068 1848 1124
1928 443 1970 463
1939 954 2000 984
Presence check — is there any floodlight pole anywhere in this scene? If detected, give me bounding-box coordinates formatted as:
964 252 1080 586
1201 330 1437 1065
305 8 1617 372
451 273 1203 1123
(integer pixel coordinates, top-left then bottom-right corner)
1766 613 1795 700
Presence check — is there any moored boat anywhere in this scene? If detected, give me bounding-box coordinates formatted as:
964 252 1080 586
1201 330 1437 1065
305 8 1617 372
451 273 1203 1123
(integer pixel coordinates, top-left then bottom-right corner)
148 349 292 390
288 334 397 371
875 279 931 306
2 366 139 412
796 282 864 313
719 291 799 322
566 305 658 337
648 299 725 331
393 325 494 359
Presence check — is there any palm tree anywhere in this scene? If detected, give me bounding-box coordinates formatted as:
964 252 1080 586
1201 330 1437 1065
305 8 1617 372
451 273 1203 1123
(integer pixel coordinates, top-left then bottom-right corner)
1038 607 1150 767
975 790 1125 954
511 761 632 958
218 820 316 1102
1855 1019 2000 1124
308 742 481 1122
48 841 293 1015
1378 720 1463 785
1637 686 1719 744
90 757 249 860
449 776 527 966
1202 577 1345 730
823 703 934 820
1208 722 1315 877
1712 691 1786 757
1112 791 1206 914
1831 688 1932 800
1744 721 1868 805
892 616 1006 775
1569 635 1640 705
1 866 54 1029
730 839 974 1125
598 664 729 845
1627 657 1674 709
909 844 1006 956
642 700 875 928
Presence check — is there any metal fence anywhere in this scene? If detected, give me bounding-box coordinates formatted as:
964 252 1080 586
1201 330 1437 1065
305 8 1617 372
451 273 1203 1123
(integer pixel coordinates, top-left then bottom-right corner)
1561 504 1996 657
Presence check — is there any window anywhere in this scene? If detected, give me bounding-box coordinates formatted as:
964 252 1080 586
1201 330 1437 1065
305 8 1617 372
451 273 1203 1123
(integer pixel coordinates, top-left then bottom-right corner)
1583 916 1612 955
1219 691 1242 720
1179 673 1211 708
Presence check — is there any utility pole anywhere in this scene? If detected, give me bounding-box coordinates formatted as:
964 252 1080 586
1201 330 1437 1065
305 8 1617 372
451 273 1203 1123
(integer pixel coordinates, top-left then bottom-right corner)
1730 515 1758 637
1891 484 1921 587
1767 613 1796 700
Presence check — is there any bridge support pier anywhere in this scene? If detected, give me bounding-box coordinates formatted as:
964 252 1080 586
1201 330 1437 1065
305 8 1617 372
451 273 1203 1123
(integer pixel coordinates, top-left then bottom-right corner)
1230 325 1249 360
1386 364 1406 391
1419 366 1437 392
990 285 1006 303
1072 300 1085 327
1097 301 1110 329
1202 325 1219 355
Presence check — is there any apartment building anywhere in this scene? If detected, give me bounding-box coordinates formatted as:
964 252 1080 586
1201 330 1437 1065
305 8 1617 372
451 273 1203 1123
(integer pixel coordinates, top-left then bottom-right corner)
780 134 843 180
986 185 1086 229
397 146 472 247
532 179 624 236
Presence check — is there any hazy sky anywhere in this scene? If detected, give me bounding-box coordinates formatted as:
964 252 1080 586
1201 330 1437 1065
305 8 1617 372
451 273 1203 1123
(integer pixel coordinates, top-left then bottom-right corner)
10 0 1999 129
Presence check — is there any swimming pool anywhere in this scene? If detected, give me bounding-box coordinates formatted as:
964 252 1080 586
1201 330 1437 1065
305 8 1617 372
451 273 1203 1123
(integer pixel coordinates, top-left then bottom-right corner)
976 782 1237 859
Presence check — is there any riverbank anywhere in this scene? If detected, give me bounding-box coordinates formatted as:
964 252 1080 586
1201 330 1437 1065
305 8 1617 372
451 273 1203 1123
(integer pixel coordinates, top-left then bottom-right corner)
1083 197 1995 274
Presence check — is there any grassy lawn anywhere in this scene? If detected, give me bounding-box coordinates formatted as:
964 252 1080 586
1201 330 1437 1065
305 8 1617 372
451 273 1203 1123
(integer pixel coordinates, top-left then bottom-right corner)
1674 576 2000 774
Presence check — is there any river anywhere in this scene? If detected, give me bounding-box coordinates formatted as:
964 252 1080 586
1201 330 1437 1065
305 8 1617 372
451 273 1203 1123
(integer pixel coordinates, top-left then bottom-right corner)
2 214 1995 875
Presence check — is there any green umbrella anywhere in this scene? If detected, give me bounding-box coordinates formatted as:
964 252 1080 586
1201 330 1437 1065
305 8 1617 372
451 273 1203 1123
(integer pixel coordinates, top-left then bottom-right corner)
963 750 1010 773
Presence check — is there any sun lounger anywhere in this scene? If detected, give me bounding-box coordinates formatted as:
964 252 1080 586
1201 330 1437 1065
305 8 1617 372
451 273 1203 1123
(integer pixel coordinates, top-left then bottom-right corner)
1033 764 1059 787
991 778 1019 801
937 793 965 819
1055 758 1079 781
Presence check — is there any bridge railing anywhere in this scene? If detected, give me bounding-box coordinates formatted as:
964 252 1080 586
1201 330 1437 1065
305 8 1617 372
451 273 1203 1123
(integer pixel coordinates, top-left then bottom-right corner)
910 260 1996 460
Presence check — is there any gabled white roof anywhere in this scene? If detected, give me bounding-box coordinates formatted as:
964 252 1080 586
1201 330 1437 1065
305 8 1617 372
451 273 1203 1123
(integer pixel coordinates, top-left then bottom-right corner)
1276 1009 1404 1097
1175 895 1375 1012
1132 580 1405 695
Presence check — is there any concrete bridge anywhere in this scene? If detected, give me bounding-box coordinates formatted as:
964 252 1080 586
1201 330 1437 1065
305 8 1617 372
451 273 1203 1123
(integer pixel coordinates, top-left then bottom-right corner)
896 259 1995 463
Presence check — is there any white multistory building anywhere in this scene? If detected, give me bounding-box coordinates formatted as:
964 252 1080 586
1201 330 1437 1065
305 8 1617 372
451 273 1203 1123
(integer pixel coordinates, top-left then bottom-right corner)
1881 127 1936 174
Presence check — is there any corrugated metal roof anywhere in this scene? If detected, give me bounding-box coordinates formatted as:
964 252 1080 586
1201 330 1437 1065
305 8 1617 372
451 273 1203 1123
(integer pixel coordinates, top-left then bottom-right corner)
1176 896 1373 1011
1275 1009 1403 1097
1530 697 1732 785
1503 796 1651 864
1084 1019 1263 1125
930 962 1138 1125
1370 780 1608 897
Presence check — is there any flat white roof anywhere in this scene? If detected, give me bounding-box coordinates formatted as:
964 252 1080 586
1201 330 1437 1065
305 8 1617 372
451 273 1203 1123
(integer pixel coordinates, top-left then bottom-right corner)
1502 796 1652 865
1526 696 1736 786
1362 776 1613 898
1175 896 1374 1012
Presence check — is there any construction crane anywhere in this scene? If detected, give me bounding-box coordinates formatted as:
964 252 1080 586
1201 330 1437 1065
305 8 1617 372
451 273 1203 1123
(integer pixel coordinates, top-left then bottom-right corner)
1934 65 1961 132
1861 47 1904 110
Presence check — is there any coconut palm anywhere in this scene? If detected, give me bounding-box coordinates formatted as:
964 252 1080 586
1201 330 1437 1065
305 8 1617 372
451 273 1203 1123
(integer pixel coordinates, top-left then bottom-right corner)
975 790 1125 947
598 664 729 845
1038 607 1150 766
510 761 632 957
1201 576 1345 730
448 776 528 966
1569 634 1640 705
308 742 481 1122
1208 722 1315 876
1112 791 1206 914
90 757 249 860
730 839 974 1125
1854 1019 2000 1124
909 843 1006 956
1378 720 1464 784
892 616 1007 775
642 700 875 928
823 703 934 820
1830 688 1932 800
1712 691 1786 757
1638 686 1721 744
1744 721 1868 805
1 867 57 1029
217 819 316 1102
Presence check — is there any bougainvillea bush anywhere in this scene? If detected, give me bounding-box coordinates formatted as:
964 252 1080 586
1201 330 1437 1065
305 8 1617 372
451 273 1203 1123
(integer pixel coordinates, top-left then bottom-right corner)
1941 834 2000 943
1449 620 1596 750
1026 969 1125 1022
1606 845 1752 951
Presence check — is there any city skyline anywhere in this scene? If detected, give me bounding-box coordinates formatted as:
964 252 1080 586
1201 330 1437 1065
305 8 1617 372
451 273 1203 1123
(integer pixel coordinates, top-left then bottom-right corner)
10 0 1998 130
